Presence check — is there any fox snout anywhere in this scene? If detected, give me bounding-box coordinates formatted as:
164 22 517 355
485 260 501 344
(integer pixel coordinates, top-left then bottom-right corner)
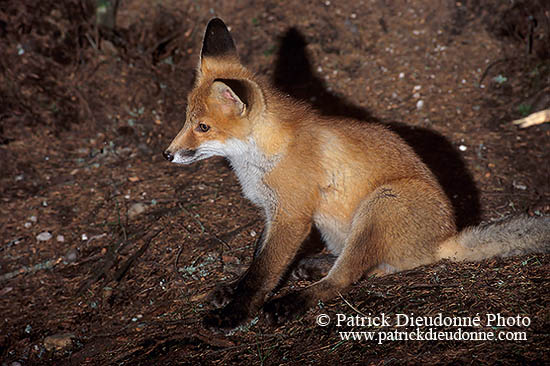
162 150 175 162
162 148 196 164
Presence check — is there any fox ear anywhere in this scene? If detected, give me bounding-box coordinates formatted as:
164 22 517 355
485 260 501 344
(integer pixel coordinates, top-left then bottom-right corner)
201 18 237 60
210 79 265 118
211 80 245 116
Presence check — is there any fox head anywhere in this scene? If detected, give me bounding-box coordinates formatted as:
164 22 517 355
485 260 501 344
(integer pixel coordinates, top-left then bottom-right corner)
163 18 266 165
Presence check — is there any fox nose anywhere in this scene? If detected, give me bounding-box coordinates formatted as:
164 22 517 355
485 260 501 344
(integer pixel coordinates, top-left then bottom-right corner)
163 150 174 162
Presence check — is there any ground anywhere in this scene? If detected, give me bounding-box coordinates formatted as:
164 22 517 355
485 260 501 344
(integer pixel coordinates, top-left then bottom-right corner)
1 0 549 365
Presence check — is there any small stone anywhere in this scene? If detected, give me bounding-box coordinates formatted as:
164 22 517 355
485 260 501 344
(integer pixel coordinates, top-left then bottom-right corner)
24 222 32 228
103 286 113 299
56 235 65 242
459 145 467 151
513 181 527 190
398 72 405 79
30 215 37 222
222 255 240 265
77 147 90 155
36 232 52 241
44 333 75 352
65 248 78 263
416 100 424 110
128 202 147 219
81 233 88 241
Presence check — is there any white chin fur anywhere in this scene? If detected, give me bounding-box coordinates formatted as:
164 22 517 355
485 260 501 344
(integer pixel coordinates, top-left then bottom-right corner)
171 150 197 164
171 139 246 165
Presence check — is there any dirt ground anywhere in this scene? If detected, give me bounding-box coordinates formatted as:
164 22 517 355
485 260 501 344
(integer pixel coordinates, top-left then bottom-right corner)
1 0 549 365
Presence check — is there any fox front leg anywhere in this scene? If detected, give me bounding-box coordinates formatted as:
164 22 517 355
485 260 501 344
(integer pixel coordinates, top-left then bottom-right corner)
203 217 311 331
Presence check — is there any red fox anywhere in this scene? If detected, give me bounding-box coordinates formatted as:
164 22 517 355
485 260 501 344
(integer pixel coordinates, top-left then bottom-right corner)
163 18 550 330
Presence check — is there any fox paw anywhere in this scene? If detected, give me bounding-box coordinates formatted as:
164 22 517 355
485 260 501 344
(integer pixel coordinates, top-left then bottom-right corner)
264 293 307 325
291 255 335 281
208 283 236 309
202 304 249 332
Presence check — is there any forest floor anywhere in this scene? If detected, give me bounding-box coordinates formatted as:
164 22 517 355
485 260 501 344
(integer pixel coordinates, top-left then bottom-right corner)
1 0 549 365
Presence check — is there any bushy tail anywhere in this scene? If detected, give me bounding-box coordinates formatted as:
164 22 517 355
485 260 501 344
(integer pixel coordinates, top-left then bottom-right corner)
438 216 550 262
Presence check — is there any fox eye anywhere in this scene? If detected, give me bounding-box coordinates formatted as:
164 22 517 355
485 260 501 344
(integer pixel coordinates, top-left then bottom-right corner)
198 122 210 132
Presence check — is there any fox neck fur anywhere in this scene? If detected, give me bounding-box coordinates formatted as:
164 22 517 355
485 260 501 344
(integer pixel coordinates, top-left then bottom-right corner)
223 136 279 218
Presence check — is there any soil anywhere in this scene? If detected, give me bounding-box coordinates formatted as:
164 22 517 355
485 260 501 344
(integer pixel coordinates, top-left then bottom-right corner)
1 0 549 365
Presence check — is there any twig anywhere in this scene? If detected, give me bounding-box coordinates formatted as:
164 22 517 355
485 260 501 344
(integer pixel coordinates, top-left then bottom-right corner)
174 222 193 274
77 239 122 295
479 57 513 85
0 257 63 282
114 226 164 282
512 108 550 128
337 292 369 318
179 204 206 234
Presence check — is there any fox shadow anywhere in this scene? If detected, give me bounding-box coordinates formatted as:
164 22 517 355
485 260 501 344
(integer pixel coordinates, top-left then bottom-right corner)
272 28 481 230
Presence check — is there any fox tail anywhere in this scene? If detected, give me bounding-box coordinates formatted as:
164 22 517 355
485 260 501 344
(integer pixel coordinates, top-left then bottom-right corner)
437 215 550 262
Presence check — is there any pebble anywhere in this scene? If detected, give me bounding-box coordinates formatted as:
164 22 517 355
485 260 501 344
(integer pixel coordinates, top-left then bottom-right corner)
65 248 78 263
103 286 113 299
56 235 65 242
459 145 467 151
128 202 147 219
43 333 75 352
513 181 527 190
416 100 424 110
24 222 32 228
36 232 52 241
